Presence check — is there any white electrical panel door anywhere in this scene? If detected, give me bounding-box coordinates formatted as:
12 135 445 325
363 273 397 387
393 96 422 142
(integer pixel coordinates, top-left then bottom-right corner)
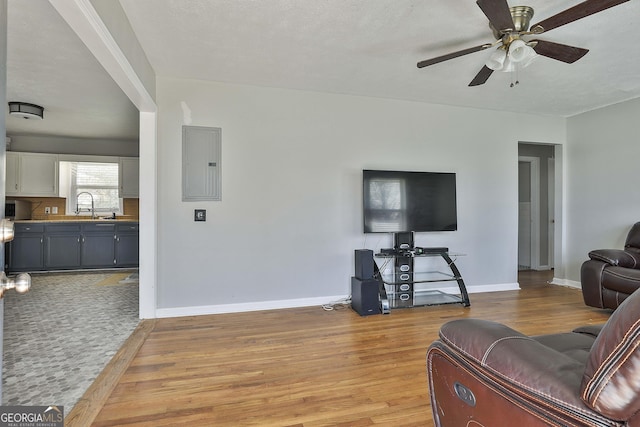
182 126 221 201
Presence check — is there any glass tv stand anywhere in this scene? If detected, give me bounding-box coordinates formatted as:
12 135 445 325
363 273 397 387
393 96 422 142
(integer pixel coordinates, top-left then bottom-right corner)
374 250 470 310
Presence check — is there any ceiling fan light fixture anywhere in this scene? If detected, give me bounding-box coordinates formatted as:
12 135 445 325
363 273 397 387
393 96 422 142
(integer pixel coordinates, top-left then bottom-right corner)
418 0 630 87
520 51 538 68
486 48 507 71
508 39 536 65
501 55 515 73
8 102 44 120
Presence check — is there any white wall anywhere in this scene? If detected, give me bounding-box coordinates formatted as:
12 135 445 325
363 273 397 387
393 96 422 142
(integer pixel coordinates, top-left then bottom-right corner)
155 77 566 314
565 97 640 282
8 135 138 157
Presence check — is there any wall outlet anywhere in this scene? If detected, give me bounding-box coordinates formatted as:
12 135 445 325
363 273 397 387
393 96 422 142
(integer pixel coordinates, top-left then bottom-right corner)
52 207 58 214
44 207 51 214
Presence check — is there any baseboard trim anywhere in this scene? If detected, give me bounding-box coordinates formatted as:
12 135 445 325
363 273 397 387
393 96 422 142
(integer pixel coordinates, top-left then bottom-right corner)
155 283 521 318
155 295 349 318
550 278 581 289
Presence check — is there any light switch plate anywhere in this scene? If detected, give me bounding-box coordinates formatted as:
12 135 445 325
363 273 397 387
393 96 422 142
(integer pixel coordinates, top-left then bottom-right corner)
194 209 206 222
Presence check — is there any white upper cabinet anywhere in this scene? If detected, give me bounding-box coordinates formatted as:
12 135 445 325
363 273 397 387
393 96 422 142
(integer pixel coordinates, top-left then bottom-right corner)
119 157 139 198
6 152 59 197
6 152 19 196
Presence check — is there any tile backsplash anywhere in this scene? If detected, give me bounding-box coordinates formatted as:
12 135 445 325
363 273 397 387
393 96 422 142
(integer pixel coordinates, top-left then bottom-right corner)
11 196 139 221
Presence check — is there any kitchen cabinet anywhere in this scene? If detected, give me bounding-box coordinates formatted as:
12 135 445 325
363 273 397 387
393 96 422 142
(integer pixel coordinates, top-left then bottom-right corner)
81 223 116 268
115 223 139 266
119 157 139 198
5 152 59 197
6 223 44 271
6 221 139 272
44 224 81 269
5 152 19 196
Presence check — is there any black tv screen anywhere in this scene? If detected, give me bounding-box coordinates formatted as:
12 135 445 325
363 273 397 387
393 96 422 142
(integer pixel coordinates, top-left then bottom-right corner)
363 169 457 233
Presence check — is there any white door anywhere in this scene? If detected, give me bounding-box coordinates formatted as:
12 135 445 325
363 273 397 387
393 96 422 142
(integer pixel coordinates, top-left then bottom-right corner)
518 157 540 270
518 200 531 269
548 158 555 268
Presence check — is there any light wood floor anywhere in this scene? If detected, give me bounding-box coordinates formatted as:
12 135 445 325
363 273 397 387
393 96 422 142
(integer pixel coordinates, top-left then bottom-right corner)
78 272 611 426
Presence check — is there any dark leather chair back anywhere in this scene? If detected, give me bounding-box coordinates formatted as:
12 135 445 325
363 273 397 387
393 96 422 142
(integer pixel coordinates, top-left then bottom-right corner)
625 221 640 252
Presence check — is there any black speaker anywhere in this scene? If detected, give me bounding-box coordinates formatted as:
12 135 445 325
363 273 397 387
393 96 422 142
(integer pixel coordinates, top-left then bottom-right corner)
351 277 380 316
394 232 414 250
354 249 374 280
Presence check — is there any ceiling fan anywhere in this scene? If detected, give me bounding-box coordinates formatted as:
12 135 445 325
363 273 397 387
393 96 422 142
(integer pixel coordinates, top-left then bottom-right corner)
416 0 630 86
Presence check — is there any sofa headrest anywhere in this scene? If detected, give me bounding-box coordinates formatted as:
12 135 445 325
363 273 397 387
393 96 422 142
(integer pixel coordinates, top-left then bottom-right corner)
624 222 640 250
581 288 640 420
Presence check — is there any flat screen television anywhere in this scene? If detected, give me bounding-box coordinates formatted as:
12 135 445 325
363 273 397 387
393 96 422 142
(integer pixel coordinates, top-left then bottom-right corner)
363 169 457 233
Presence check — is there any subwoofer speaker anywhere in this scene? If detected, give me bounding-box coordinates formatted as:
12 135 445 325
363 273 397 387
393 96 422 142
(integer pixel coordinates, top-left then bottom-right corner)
354 249 374 280
351 277 380 316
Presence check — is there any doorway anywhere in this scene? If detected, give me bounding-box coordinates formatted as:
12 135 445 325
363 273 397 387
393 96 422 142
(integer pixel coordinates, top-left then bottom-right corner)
518 143 557 271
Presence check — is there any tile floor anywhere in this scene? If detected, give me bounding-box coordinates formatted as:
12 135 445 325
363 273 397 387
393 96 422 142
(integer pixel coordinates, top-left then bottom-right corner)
2 271 139 413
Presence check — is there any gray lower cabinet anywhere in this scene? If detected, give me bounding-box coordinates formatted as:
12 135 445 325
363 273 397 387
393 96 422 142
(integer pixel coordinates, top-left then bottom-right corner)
6 223 44 271
81 223 116 268
116 223 139 267
6 221 139 272
45 224 81 269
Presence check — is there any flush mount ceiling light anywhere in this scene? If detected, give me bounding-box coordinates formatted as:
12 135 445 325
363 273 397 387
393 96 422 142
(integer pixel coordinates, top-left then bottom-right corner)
8 102 44 120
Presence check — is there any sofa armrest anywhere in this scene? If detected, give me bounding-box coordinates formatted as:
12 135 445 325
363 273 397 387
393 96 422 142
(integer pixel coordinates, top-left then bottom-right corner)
437 319 589 410
581 287 640 420
588 249 638 268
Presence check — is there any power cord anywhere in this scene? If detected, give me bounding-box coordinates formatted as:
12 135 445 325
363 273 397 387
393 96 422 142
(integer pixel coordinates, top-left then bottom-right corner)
322 296 352 311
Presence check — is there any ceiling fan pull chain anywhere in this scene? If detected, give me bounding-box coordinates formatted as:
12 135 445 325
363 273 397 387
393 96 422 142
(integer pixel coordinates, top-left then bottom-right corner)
510 66 520 88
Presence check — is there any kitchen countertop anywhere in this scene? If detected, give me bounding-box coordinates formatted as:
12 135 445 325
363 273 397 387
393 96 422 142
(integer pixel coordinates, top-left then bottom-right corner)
15 218 139 223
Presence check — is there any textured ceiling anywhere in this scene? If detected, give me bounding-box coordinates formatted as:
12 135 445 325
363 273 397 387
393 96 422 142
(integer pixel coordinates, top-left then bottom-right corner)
120 0 640 117
6 1 640 141
6 0 139 141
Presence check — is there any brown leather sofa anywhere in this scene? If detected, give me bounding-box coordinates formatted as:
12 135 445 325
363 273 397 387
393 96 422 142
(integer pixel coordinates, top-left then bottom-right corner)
427 288 640 426
581 222 640 309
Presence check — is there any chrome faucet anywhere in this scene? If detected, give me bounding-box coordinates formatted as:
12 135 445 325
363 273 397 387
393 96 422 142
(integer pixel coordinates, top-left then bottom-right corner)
76 192 96 219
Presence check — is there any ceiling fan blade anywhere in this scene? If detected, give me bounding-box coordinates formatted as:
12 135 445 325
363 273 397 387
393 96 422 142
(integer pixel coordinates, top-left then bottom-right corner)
469 65 494 86
530 0 630 34
417 44 492 68
476 0 515 33
531 40 589 63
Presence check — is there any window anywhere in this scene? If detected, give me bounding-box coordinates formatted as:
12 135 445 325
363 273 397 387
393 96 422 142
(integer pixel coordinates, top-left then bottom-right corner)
61 161 122 215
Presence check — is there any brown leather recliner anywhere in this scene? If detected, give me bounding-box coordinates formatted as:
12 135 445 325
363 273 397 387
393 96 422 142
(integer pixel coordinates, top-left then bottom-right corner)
581 222 640 310
427 288 640 426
